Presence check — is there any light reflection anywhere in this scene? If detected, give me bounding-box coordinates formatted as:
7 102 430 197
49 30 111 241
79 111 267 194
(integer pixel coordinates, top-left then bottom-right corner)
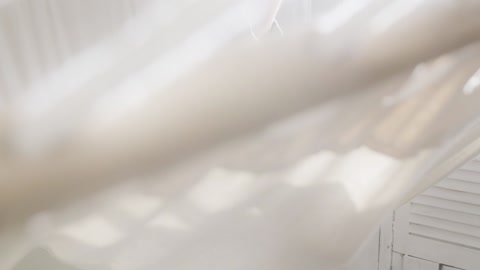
286 151 336 187
243 0 283 37
373 62 465 154
113 193 162 219
328 147 399 210
392 77 457 149
371 0 424 34
463 68 480 95
285 147 399 211
59 215 124 248
382 64 430 106
188 168 255 213
382 57 454 106
148 212 190 231
316 0 371 33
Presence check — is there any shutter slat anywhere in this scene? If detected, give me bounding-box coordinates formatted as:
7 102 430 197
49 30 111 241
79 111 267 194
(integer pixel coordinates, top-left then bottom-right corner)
411 203 480 227
460 160 480 172
410 223 480 249
404 256 439 270
441 266 463 270
436 179 480 195
423 187 480 205
404 158 480 269
448 170 480 184
413 196 480 216
410 213 480 238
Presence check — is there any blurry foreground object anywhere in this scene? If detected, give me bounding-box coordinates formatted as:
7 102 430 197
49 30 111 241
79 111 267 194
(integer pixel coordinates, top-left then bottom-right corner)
2 0 480 269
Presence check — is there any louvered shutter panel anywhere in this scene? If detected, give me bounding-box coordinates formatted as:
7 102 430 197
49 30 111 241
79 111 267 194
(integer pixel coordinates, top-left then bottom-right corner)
392 158 480 270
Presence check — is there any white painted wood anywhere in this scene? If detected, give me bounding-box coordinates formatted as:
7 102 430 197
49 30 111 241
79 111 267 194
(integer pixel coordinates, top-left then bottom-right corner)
441 266 464 270
413 195 480 216
410 213 480 239
392 252 404 270
391 158 480 270
436 179 480 195
448 170 480 184
422 187 480 205
460 160 480 172
410 203 480 227
407 235 480 270
393 203 411 254
409 223 480 249
404 256 439 270
379 213 394 270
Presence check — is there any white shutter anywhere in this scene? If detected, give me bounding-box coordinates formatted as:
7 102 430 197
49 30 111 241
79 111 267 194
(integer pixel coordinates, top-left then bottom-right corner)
392 159 480 270
442 267 465 270
404 256 439 270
